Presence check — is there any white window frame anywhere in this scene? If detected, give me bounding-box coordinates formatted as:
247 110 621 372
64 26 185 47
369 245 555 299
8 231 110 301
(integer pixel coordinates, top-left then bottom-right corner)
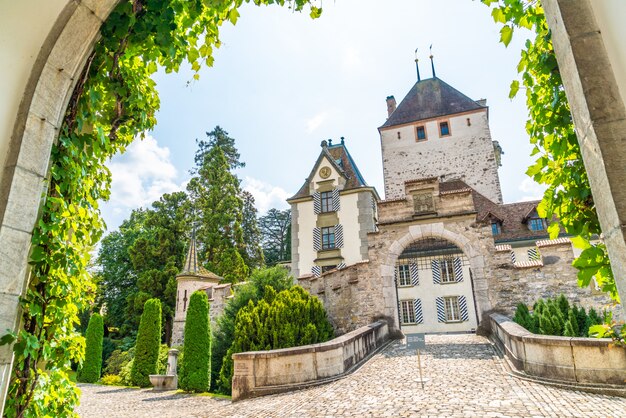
400 300 416 324
397 264 411 286
444 296 461 322
440 258 456 283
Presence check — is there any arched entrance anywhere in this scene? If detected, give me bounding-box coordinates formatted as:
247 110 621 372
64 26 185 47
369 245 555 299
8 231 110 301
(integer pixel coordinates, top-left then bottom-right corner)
394 237 478 333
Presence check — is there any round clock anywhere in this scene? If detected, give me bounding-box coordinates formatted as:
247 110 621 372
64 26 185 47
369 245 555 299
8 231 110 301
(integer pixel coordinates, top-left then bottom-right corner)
319 166 331 179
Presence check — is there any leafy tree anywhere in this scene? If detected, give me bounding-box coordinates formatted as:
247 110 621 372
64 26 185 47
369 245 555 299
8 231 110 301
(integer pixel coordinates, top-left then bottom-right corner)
218 285 333 394
240 190 265 270
482 0 618 302
77 313 104 383
179 291 211 393
211 266 293 390
4 1 322 415
188 145 248 282
258 208 292 265
131 299 162 387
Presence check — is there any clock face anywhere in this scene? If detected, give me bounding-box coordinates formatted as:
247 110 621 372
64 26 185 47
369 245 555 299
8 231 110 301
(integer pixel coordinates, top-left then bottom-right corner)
319 166 331 179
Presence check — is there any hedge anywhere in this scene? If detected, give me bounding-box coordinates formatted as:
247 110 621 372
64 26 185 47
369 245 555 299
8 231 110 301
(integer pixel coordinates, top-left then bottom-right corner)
180 291 211 392
130 298 162 387
77 313 104 383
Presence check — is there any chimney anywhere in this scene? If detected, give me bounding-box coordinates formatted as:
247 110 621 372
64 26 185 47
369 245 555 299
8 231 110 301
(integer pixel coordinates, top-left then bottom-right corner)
386 95 397 117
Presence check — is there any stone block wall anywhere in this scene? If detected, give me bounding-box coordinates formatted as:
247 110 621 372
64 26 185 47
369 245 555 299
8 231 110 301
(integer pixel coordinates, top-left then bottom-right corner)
488 240 612 316
298 262 386 335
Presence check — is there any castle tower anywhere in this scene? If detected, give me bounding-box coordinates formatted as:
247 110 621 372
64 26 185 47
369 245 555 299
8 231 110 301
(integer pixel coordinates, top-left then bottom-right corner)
171 232 222 345
379 77 503 203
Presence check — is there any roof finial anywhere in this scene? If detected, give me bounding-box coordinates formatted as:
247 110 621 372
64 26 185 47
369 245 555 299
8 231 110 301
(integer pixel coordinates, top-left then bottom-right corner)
340 136 345 144
414 48 421 82
429 44 436 79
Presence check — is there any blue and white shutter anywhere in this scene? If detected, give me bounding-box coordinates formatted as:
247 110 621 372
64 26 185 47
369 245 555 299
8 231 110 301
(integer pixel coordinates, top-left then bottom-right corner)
334 224 343 248
313 191 321 214
313 227 321 251
459 295 469 321
409 262 419 286
394 266 399 286
453 257 463 282
436 297 446 322
431 260 441 284
413 299 423 324
332 188 341 212
510 251 517 264
528 248 540 261
311 265 321 277
337 262 346 270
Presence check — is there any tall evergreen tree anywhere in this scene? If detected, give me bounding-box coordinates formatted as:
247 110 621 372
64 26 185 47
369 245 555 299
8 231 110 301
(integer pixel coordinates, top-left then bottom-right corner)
240 190 264 270
77 313 104 383
131 299 162 387
194 126 245 171
179 291 211 393
258 208 292 265
189 145 248 282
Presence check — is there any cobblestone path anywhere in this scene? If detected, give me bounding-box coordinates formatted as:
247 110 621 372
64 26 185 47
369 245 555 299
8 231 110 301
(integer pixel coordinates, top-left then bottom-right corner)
78 334 626 417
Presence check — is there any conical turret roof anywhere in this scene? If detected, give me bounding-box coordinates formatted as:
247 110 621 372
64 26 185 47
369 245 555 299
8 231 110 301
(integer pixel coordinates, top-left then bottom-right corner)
177 232 222 281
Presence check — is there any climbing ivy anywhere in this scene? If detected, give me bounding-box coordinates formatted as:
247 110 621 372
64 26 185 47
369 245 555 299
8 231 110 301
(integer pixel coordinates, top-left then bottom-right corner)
481 0 618 302
1 1 320 416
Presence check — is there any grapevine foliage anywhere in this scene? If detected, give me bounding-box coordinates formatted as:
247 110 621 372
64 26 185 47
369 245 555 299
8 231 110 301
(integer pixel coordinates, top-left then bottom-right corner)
1 1 320 416
482 0 618 302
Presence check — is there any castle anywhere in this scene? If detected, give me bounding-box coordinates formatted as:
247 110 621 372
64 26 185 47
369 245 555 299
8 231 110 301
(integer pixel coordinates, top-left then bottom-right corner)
173 73 610 338
290 74 609 334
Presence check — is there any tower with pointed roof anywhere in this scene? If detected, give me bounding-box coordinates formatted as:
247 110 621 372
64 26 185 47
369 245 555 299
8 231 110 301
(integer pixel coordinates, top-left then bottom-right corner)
171 232 223 345
287 138 379 278
379 77 503 204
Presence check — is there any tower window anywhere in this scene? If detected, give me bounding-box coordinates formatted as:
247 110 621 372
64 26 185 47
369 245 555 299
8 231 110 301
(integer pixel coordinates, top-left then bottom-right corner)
320 191 333 213
397 131 401 139
491 222 501 235
416 126 426 141
321 226 335 249
439 121 450 136
444 296 461 322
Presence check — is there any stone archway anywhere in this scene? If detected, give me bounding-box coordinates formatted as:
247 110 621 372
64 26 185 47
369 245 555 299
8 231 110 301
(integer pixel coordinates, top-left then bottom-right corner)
0 1 120 409
378 222 492 331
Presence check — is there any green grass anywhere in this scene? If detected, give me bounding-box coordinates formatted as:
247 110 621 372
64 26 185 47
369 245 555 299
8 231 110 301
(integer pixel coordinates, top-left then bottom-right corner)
175 389 231 399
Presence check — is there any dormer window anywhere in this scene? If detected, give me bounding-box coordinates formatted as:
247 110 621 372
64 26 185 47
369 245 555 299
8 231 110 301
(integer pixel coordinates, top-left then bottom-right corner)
416 125 426 141
439 121 450 136
528 217 547 231
491 222 502 235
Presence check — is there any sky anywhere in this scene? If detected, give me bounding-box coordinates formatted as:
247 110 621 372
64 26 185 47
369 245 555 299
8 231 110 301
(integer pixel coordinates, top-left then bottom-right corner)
101 0 545 233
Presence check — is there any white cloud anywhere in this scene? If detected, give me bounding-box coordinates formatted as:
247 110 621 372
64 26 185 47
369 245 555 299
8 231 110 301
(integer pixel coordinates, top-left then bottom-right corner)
306 111 329 133
108 135 184 210
341 45 362 73
518 177 546 201
242 176 290 214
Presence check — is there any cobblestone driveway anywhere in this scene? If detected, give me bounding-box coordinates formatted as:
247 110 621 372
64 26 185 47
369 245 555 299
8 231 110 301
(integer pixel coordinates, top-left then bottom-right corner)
78 334 626 417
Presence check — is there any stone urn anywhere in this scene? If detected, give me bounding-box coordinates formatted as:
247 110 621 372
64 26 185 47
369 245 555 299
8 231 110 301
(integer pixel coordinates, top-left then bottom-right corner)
149 349 179 391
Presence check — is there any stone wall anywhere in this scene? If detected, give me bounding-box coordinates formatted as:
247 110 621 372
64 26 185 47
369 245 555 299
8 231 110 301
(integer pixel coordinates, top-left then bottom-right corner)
490 313 626 388
298 262 385 336
488 240 612 316
231 320 389 401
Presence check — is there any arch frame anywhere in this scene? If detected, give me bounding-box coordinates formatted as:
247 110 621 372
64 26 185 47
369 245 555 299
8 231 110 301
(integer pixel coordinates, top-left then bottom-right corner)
0 1 119 411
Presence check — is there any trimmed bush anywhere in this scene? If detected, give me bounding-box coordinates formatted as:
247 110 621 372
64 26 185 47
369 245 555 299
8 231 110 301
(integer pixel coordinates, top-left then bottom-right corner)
180 291 211 393
131 298 162 387
77 313 104 383
218 285 333 394
100 374 124 386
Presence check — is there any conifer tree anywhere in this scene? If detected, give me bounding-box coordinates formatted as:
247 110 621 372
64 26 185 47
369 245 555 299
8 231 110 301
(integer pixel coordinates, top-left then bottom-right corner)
240 190 265 270
131 298 162 387
180 291 211 393
566 308 580 336
189 145 249 282
77 313 104 383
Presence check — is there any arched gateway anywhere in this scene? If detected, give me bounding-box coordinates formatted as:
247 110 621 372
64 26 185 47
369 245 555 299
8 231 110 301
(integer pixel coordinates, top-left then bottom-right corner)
394 237 478 333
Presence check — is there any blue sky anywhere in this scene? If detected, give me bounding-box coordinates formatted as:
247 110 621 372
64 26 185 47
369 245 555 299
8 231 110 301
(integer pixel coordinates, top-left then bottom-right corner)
101 0 543 232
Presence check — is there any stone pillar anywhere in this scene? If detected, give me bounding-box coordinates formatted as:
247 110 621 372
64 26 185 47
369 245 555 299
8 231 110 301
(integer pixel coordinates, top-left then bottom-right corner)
166 349 179 376
543 0 626 317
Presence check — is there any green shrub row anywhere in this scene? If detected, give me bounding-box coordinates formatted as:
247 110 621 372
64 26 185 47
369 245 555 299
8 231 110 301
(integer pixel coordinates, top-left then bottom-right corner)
513 295 603 337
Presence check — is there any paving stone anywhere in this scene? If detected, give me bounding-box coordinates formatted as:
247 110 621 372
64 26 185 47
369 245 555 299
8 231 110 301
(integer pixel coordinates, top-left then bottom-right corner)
78 335 626 417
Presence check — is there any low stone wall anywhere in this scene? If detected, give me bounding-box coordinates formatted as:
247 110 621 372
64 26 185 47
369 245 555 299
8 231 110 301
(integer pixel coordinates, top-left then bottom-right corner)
490 313 626 386
231 320 389 401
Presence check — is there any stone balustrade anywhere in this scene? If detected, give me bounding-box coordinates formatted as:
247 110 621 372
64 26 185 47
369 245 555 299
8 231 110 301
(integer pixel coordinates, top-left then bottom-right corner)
490 313 626 386
231 320 389 401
